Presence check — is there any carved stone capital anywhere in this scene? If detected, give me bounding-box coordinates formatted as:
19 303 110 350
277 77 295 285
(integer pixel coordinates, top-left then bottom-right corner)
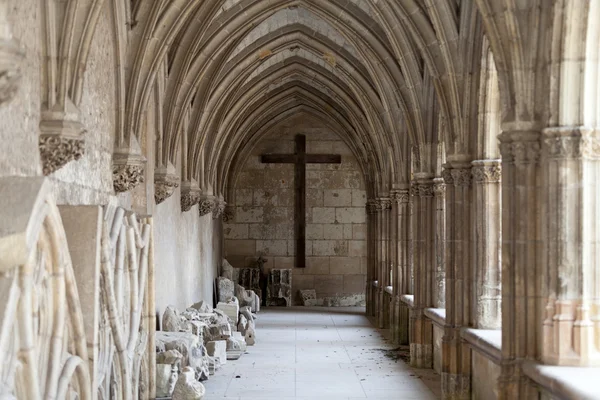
0 34 23 106
113 163 144 193
543 127 600 160
112 137 146 193
154 168 179 204
199 196 216 217
391 189 410 204
411 182 434 197
366 199 378 215
471 160 501 183
450 167 472 187
39 104 86 175
441 166 454 185
212 198 226 219
222 205 235 222
499 132 541 165
375 197 392 211
433 178 445 195
180 182 201 212
39 134 85 175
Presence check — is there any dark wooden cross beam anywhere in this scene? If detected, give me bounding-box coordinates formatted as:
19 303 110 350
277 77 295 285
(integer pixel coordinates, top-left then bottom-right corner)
261 134 341 268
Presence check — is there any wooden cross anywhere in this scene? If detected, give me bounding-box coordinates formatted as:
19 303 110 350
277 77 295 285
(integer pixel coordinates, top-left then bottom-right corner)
261 134 341 268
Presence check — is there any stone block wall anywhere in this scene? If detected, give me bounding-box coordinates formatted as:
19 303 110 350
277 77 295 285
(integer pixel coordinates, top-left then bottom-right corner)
224 120 367 305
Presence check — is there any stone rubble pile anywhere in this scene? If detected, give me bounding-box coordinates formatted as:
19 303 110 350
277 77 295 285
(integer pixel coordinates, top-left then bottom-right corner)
155 258 259 399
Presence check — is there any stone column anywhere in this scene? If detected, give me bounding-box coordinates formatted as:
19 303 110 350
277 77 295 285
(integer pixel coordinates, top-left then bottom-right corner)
389 190 400 341
366 199 378 316
471 160 502 329
410 174 435 368
497 131 541 400
376 197 392 329
442 160 473 399
433 178 446 308
541 127 600 367
390 189 411 344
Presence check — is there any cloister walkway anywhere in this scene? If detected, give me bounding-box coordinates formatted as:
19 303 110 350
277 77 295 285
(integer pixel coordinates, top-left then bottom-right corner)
203 307 440 399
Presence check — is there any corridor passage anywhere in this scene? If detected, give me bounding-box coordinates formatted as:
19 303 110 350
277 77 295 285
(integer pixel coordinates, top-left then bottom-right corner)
203 307 440 399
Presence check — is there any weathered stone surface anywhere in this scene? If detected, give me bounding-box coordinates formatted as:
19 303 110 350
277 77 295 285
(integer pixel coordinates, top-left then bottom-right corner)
217 276 235 303
267 269 292 306
163 305 184 332
222 258 234 280
156 349 183 397
156 364 179 398
206 340 227 366
216 298 239 325
235 283 257 311
172 367 206 400
156 332 202 371
190 300 213 314
238 268 261 299
300 289 317 306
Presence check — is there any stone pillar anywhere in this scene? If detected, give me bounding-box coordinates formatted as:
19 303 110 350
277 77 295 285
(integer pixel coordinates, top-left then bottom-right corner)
471 160 502 329
410 174 435 368
497 131 541 400
442 160 472 399
376 197 391 329
433 178 446 308
366 199 378 316
541 127 600 367
390 189 411 344
389 190 400 341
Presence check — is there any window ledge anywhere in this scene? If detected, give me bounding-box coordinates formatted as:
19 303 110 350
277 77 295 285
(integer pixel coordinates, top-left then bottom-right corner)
522 361 600 400
384 285 393 295
460 328 502 364
424 308 446 327
400 294 414 308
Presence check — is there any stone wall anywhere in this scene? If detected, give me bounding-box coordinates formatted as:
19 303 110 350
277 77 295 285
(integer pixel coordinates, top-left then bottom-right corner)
154 187 220 318
224 120 367 305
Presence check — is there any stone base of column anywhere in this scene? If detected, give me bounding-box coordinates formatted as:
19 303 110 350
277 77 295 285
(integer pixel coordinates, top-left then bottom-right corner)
497 365 538 400
366 285 374 315
441 373 470 400
398 303 410 345
410 312 432 368
390 298 400 342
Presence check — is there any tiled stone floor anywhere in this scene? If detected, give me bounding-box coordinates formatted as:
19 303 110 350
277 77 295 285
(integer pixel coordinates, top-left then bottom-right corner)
203 307 441 399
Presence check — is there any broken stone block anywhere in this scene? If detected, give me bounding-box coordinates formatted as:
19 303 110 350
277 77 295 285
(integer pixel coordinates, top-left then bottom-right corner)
254 292 261 312
234 283 256 310
239 306 254 323
245 323 256 346
156 349 182 398
267 269 292 306
299 289 318 306
190 300 213 314
238 268 261 299
172 367 206 400
222 258 234 280
208 356 221 375
217 276 235 302
206 340 227 366
156 332 201 368
226 336 245 360
237 314 248 335
216 299 239 325
156 364 178 398
163 305 185 332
